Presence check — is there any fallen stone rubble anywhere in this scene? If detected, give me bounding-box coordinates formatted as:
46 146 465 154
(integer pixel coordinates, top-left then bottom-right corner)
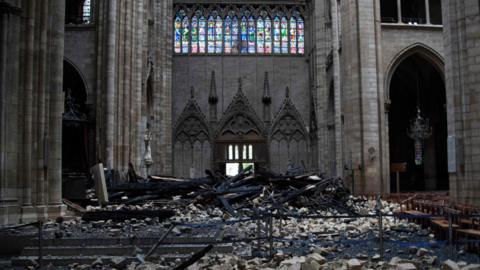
8 169 479 269
126 253 480 270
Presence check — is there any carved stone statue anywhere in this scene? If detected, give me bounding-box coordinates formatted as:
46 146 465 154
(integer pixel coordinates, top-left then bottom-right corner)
144 123 153 166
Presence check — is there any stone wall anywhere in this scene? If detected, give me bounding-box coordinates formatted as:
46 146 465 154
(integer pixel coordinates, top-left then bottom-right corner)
172 56 310 175
64 27 97 106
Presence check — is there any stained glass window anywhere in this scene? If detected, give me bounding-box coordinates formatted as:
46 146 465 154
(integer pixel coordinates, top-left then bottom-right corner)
182 17 190 53
256 18 265 53
240 16 248 53
232 17 239 53
264 17 272 54
248 16 255 53
215 16 223 53
289 17 297 54
199 16 206 53
82 0 91 23
191 16 199 53
207 16 215 53
172 8 304 55
281 17 288 54
297 17 305 54
273 17 281 53
174 16 182 53
224 16 232 53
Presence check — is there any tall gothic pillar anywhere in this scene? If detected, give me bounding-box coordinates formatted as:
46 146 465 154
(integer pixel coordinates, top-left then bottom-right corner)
47 0 66 217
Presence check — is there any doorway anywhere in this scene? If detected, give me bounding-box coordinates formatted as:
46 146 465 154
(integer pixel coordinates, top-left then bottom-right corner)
388 51 448 191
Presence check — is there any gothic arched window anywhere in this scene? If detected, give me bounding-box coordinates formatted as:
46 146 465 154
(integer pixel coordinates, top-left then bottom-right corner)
191 16 199 53
231 17 239 53
273 17 281 53
173 6 304 55
182 16 190 53
224 16 233 53
264 17 272 53
281 17 289 53
297 17 305 54
207 16 215 53
174 15 182 53
240 16 248 53
199 16 206 53
289 17 297 54
215 16 223 53
248 16 256 53
257 17 265 53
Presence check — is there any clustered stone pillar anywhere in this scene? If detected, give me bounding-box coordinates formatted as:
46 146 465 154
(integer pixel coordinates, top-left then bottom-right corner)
47 0 66 215
0 0 66 224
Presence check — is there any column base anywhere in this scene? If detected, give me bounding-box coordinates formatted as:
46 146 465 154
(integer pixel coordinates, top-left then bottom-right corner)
35 205 48 222
20 205 37 223
0 199 20 225
47 203 66 219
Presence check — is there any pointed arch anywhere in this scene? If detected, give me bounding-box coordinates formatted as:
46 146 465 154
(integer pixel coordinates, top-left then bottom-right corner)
216 90 265 139
385 43 444 99
270 96 307 143
269 93 308 172
174 99 210 144
173 98 211 177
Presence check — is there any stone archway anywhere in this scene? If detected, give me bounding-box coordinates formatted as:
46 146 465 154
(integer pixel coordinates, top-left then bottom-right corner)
62 59 93 175
387 50 448 192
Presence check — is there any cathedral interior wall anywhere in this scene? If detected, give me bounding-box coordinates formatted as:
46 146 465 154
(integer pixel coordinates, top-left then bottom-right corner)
172 56 310 123
381 26 444 77
64 28 97 108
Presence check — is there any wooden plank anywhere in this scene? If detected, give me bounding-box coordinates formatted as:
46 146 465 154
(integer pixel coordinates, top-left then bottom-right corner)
457 229 480 237
62 199 86 214
90 163 109 206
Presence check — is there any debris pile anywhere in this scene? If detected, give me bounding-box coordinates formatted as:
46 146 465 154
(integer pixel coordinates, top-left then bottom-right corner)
104 166 352 218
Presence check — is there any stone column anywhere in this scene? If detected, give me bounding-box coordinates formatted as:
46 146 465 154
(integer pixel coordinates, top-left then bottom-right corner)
105 0 117 169
21 0 36 220
397 0 402 23
0 2 22 224
425 0 430 24
313 0 329 173
47 0 65 216
0 3 8 202
35 0 49 220
331 0 343 177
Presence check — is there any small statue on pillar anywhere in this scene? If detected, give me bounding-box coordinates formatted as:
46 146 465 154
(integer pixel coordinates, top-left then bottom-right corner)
144 123 153 176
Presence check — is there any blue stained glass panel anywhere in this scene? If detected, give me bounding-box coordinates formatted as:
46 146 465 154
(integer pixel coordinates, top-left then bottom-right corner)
224 16 232 53
207 16 215 53
240 17 248 53
199 16 206 53
257 18 264 53
281 17 288 54
174 16 182 53
182 17 189 53
232 17 239 53
297 17 304 54
215 16 222 53
264 17 272 54
248 16 255 53
273 17 281 53
289 17 297 54
191 16 198 53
